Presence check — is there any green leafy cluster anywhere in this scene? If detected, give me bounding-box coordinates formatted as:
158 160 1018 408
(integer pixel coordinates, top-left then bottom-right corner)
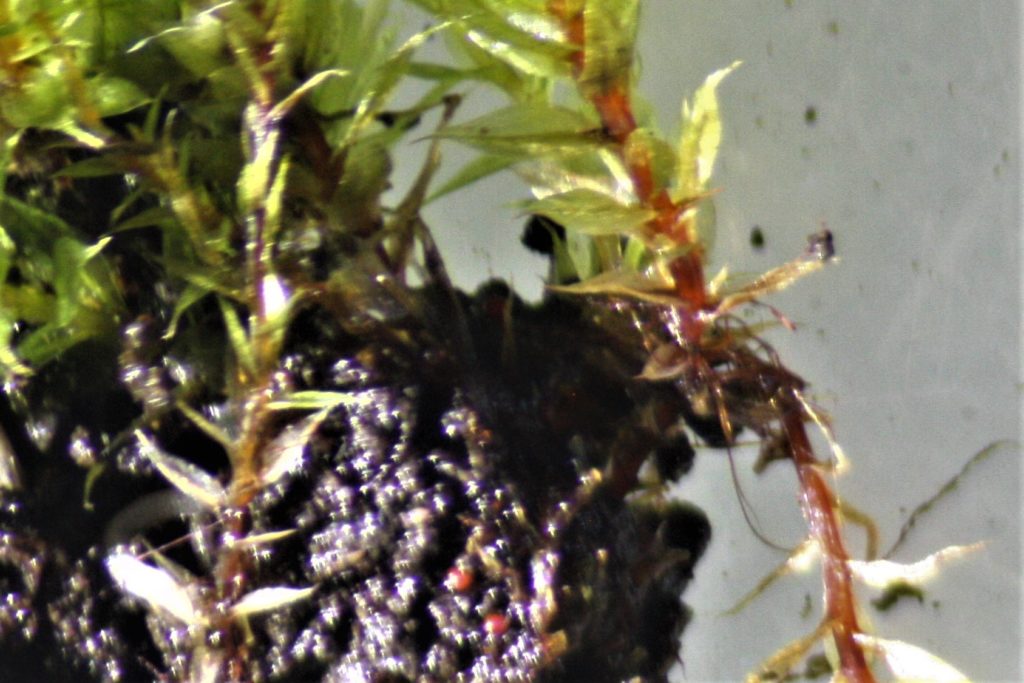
0 0 456 383
410 1 737 291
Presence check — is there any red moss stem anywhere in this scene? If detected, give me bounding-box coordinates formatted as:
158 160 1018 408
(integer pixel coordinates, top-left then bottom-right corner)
549 4 878 679
783 408 876 683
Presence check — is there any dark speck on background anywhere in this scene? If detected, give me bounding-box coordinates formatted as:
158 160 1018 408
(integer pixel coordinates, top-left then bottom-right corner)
750 225 765 250
804 106 818 125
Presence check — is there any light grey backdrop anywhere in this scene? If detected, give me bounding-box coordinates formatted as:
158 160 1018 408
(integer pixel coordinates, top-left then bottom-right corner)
395 3 1022 681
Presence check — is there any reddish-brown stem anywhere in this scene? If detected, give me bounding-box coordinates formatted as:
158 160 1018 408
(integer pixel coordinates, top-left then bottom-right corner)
783 408 876 683
550 4 878 680
549 1 709 341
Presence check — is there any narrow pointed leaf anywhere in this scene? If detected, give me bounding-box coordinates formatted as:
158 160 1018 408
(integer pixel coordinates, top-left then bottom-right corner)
260 407 334 485
228 529 297 550
436 104 603 157
266 391 358 412
523 188 655 236
427 154 517 203
673 61 741 201
230 586 315 618
136 431 227 510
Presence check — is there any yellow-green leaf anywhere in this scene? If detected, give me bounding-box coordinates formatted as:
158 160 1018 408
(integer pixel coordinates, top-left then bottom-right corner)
672 60 740 202
522 188 655 236
436 104 603 158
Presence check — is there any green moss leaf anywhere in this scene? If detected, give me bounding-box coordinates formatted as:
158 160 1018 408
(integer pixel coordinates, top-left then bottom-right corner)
672 60 740 202
436 103 603 158
427 154 516 203
523 188 654 236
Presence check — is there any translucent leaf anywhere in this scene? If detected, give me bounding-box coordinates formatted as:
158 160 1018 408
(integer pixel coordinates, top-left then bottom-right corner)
672 61 741 202
436 104 603 157
565 230 598 281
550 267 678 304
854 633 971 682
427 154 517 203
848 543 985 588
105 553 201 626
218 297 256 378
266 391 357 412
227 529 297 550
136 431 227 510
463 25 570 80
260 407 334 485
230 586 315 618
523 188 655 236
713 232 831 316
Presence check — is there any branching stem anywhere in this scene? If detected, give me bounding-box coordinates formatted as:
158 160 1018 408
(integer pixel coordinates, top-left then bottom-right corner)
549 3 877 680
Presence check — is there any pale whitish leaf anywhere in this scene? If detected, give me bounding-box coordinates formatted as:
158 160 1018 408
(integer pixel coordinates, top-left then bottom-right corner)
260 408 333 485
261 273 291 324
848 543 985 588
136 431 226 510
672 61 741 202
228 529 297 550
105 553 201 625
854 633 971 682
522 189 655 236
436 104 601 157
230 586 315 618
266 391 358 412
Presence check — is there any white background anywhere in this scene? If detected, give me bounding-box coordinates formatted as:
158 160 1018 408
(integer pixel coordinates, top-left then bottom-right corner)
400 2 1021 681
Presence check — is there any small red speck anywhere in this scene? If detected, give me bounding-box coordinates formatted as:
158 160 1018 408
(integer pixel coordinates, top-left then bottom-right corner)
446 567 473 593
483 613 509 637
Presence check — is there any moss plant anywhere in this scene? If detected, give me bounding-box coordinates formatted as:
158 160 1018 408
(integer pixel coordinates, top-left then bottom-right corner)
0 2 979 682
